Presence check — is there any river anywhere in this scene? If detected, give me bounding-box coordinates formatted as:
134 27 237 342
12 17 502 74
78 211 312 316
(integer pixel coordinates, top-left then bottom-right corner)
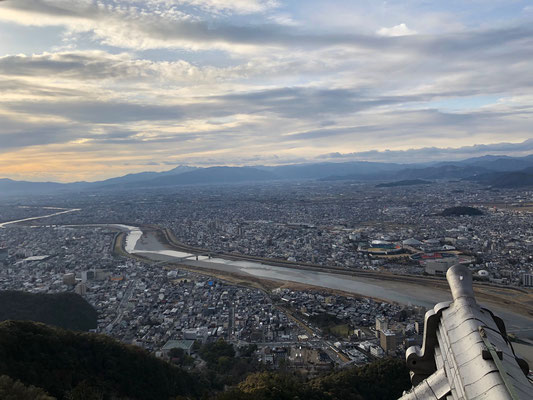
116 224 533 338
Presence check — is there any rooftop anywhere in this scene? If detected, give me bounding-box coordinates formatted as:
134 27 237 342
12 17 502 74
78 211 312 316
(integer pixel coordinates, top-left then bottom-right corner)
400 264 532 399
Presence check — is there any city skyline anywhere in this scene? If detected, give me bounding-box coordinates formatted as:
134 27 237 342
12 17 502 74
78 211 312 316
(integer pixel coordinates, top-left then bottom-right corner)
1 0 533 181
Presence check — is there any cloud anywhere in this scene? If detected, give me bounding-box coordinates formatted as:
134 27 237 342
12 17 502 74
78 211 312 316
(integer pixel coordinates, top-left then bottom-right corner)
0 86 434 125
0 50 333 85
0 0 286 52
316 139 533 163
1 1 533 181
377 23 417 37
171 0 279 14
0 51 144 80
1 0 529 56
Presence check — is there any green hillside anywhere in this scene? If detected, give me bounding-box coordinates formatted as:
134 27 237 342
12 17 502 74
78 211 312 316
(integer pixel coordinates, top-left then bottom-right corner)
0 291 97 331
218 358 410 400
0 320 411 400
0 375 54 400
0 320 198 400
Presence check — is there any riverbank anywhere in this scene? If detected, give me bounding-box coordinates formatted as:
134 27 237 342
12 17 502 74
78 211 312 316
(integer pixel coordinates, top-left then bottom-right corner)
160 226 533 311
113 224 533 338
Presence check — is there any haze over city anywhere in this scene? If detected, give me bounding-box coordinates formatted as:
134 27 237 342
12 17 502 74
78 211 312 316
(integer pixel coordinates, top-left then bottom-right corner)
1 0 533 181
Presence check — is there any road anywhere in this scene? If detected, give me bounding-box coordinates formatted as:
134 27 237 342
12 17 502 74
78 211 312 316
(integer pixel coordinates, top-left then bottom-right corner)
0 208 80 228
107 281 135 332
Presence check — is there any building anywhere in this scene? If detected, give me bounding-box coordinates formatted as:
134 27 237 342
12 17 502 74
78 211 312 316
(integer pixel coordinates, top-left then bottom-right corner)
183 327 209 342
477 269 490 279
376 316 388 338
360 240 403 255
380 330 396 355
403 238 423 247
74 283 87 296
81 270 95 282
94 269 111 281
522 273 533 287
161 339 195 356
370 345 384 358
63 273 76 286
424 258 457 276
354 329 365 339
289 346 332 370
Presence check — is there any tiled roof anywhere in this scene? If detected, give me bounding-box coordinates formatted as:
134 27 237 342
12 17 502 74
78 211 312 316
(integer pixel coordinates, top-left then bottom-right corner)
399 264 532 400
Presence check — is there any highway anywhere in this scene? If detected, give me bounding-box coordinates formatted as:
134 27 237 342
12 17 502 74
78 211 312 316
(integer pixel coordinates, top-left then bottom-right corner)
0 208 80 228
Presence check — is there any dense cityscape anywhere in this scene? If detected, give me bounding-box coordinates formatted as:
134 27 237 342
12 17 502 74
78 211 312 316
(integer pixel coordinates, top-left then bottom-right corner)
1 180 532 376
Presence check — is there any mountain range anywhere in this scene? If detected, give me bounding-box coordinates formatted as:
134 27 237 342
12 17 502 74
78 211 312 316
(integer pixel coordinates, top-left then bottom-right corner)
2 154 533 197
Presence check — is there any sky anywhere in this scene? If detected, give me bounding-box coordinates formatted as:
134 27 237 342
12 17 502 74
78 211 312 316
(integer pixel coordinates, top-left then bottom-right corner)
0 0 532 182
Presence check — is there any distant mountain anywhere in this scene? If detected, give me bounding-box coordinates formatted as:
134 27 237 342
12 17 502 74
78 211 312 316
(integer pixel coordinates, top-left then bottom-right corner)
320 155 533 183
2 155 533 197
392 164 489 180
0 166 197 197
126 166 279 188
94 165 197 187
263 161 403 180
320 164 489 182
376 179 433 188
445 154 533 172
0 291 97 331
470 167 533 188
0 178 69 196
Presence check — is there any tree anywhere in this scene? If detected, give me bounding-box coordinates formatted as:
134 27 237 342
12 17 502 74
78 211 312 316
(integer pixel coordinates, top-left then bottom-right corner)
168 348 194 367
0 321 200 400
239 344 258 358
199 339 235 366
66 381 103 400
0 375 54 400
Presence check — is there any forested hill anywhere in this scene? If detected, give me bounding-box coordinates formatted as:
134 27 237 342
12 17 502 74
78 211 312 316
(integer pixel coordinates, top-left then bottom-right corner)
0 375 54 400
0 291 97 331
0 320 199 400
0 320 411 399
217 358 411 400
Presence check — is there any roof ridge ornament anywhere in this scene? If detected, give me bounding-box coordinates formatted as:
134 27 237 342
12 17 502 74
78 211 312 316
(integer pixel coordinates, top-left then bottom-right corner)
399 264 532 399
446 264 475 301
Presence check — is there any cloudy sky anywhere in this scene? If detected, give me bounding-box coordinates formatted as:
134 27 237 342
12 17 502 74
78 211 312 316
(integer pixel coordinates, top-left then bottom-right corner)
0 0 532 182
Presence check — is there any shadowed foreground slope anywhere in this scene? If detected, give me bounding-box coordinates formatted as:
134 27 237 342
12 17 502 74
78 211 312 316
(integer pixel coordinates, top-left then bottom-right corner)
0 291 98 331
0 321 198 400
0 320 411 399
0 375 54 400
217 358 411 400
